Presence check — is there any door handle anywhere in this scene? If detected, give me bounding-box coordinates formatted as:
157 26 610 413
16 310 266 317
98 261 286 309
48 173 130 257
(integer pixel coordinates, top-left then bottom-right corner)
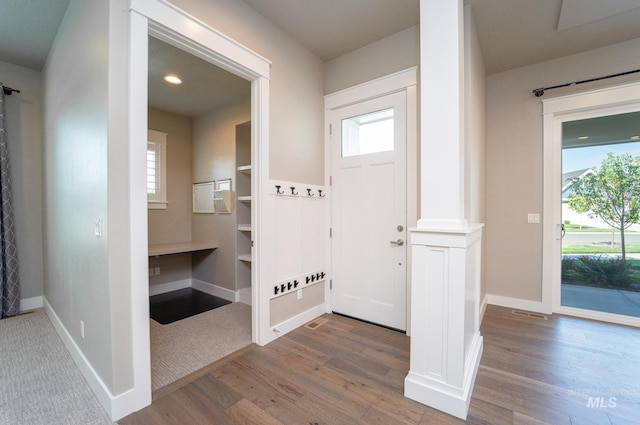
390 239 404 246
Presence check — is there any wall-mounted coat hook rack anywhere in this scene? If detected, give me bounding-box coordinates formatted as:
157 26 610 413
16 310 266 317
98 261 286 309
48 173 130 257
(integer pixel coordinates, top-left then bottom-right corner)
318 189 325 198
307 188 314 197
290 186 298 196
275 185 284 195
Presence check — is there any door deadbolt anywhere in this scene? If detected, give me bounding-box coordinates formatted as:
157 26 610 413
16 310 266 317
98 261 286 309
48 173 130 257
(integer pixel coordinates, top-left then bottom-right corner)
397 225 404 232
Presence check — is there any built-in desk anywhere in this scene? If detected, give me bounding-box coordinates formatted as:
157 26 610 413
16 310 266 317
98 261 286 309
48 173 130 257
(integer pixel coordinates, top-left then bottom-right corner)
148 241 218 256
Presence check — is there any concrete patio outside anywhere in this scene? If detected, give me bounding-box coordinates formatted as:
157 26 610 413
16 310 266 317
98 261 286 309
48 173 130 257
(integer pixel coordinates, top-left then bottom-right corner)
562 283 640 317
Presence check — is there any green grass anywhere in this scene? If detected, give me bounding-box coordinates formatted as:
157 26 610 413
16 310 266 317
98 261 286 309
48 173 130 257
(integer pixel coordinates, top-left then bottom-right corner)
563 223 636 233
562 244 640 254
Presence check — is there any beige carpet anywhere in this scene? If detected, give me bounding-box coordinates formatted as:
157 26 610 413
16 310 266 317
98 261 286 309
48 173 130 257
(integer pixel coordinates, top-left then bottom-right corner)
0 310 112 425
150 302 252 390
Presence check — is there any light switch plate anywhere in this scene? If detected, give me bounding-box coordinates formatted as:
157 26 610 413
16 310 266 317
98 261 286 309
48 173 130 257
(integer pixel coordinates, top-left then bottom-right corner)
527 213 540 224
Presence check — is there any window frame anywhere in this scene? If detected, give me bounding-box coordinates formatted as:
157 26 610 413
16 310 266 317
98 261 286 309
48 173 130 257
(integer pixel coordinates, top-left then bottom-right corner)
147 129 168 209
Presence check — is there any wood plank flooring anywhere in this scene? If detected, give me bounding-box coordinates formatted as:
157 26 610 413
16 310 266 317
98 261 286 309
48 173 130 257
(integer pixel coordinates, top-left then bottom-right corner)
119 306 640 424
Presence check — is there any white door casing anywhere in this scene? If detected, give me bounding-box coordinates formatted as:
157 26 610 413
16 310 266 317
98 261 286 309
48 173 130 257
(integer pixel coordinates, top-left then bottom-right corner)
329 90 408 330
542 81 640 328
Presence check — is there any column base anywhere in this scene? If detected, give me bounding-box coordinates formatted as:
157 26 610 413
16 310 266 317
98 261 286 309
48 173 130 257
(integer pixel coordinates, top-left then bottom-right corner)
405 332 483 420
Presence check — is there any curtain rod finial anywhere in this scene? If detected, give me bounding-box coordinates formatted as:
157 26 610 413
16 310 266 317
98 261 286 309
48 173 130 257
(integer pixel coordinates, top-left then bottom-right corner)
533 88 545 97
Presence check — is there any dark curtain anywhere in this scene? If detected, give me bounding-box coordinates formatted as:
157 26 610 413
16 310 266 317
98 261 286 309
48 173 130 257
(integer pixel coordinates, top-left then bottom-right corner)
0 84 20 318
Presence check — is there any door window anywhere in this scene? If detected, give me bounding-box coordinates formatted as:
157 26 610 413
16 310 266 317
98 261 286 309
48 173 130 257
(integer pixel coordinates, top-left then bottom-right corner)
341 108 394 157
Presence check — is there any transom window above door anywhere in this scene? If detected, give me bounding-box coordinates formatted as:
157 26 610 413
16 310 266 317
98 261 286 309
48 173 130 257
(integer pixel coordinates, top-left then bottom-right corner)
341 108 394 157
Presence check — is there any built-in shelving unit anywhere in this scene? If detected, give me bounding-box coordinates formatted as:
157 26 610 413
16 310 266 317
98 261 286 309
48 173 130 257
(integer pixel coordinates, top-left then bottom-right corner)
235 122 252 303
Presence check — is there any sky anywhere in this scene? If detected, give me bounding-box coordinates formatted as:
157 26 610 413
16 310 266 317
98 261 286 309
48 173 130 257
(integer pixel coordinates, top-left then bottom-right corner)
562 141 640 173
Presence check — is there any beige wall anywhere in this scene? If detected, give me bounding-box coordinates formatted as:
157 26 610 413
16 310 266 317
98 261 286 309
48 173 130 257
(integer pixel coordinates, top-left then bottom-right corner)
44 0 130 393
464 7 487 300
147 107 193 288
192 99 251 289
486 37 640 302
324 25 420 95
171 0 325 185
147 107 193 245
0 60 44 302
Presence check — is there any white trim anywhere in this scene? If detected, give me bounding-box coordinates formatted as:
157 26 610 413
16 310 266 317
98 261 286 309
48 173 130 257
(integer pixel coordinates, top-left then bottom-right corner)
127 9 153 420
405 332 483 420
130 0 271 80
542 82 640 318
252 76 270 346
147 129 167 207
486 294 549 314
324 67 418 333
20 296 43 312
148 279 192 296
43 299 121 419
325 67 418 110
480 293 488 320
149 278 246 304
270 303 326 339
192 279 239 302
555 305 640 328
127 0 271 418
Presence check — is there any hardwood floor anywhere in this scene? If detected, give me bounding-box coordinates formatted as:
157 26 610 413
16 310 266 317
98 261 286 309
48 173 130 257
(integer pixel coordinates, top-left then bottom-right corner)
119 306 640 424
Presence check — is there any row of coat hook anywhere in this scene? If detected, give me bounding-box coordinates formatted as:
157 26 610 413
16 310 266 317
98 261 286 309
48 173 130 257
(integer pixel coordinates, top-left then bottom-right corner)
273 270 326 296
275 185 325 197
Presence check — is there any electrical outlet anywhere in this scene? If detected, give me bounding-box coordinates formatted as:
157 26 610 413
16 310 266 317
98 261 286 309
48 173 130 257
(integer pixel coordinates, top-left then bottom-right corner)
80 320 85 338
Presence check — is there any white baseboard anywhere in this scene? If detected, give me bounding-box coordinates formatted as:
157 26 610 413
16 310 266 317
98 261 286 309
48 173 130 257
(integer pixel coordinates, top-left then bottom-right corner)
20 296 43 312
238 287 251 305
43 298 115 419
192 279 238 302
266 303 326 344
149 279 192 296
480 293 488 320
404 333 483 420
149 278 242 304
43 298 147 421
486 294 549 314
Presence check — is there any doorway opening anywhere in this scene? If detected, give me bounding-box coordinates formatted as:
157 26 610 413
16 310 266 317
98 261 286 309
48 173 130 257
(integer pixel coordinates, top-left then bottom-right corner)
542 82 640 327
146 36 254 391
128 0 271 409
325 68 418 333
560 112 640 318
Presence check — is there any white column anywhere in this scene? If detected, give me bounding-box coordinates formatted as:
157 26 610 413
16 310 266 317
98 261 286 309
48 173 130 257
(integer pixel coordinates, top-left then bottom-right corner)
418 0 466 229
404 0 483 419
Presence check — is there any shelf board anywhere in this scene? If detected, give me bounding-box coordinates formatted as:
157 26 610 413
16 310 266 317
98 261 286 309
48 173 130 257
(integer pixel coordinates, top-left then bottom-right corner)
238 253 252 262
238 224 252 232
148 241 218 256
237 165 252 174
238 195 252 202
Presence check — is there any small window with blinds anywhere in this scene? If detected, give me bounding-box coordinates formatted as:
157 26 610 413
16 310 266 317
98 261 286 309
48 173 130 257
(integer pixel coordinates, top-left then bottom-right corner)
147 130 168 209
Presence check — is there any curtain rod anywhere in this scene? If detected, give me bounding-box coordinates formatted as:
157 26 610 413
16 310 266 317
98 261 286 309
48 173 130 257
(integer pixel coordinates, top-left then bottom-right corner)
1 84 20 96
532 68 640 97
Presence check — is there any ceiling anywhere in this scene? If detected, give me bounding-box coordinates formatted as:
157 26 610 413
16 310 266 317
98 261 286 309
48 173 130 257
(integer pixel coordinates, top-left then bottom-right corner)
148 37 250 117
2 0 640 115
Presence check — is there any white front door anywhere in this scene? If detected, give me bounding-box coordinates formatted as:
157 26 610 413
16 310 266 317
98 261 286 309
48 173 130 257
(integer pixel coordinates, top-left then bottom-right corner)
329 91 407 331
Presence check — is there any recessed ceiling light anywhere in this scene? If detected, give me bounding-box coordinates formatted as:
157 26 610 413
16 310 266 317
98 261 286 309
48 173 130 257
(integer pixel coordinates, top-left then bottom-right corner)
578 136 589 140
164 74 182 85
631 135 640 140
